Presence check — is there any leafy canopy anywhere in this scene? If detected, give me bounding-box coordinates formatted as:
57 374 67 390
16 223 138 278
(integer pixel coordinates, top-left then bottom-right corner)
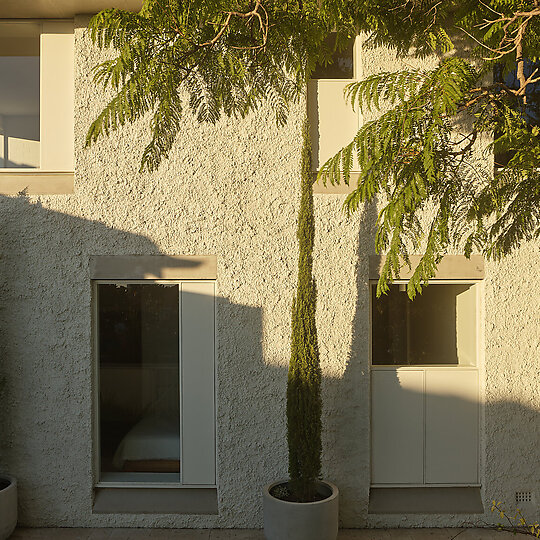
86 0 354 171
319 0 540 297
87 1 540 298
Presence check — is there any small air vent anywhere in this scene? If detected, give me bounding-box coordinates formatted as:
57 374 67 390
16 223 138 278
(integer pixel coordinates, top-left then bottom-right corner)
515 491 533 504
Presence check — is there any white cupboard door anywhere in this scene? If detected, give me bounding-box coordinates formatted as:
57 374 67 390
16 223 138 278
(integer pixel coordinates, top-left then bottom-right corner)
371 370 424 484
181 282 215 485
425 370 478 484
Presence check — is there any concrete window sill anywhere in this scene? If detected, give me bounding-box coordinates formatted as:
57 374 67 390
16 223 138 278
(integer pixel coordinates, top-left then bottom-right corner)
368 487 484 515
93 486 218 515
0 171 74 195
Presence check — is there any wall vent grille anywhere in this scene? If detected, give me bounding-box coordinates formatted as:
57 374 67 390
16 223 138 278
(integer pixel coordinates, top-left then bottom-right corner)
515 491 533 504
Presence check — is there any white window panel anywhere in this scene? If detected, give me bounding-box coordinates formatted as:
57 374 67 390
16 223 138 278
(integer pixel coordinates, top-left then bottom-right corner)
181 282 216 486
40 22 74 171
308 80 360 172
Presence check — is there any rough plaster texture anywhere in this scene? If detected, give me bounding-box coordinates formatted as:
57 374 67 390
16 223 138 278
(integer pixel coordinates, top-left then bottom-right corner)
0 18 537 531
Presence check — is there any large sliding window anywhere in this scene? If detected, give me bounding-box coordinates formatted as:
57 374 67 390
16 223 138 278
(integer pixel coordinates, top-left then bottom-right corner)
95 281 215 487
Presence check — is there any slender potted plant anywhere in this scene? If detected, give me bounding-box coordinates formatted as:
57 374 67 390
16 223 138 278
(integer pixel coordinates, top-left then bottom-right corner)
262 117 339 540
0 377 17 540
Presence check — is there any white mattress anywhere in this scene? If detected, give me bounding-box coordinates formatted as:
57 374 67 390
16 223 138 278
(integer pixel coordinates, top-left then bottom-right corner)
113 414 180 469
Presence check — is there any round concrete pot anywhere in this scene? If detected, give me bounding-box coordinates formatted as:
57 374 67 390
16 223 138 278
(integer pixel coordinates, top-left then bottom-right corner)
263 480 339 540
0 475 17 540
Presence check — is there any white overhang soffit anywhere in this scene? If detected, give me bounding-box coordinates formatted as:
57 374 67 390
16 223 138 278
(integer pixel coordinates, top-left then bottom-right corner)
0 1 142 19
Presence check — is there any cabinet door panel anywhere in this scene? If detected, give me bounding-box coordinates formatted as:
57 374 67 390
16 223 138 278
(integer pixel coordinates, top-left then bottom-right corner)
425 370 478 484
371 370 424 484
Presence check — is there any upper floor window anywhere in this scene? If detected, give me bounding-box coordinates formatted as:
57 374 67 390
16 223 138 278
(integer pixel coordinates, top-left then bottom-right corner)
0 23 40 168
308 34 361 174
0 21 74 174
311 34 356 80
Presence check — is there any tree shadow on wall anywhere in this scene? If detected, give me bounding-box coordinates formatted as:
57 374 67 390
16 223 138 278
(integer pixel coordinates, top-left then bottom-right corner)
320 197 539 527
0 193 267 526
0 193 537 528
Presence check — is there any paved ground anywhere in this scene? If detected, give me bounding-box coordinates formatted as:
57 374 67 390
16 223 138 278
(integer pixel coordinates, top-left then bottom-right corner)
11 528 522 539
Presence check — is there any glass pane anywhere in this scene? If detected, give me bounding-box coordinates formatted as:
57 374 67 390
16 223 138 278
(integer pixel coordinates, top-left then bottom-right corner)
372 284 477 366
0 23 40 168
98 284 180 482
311 35 354 79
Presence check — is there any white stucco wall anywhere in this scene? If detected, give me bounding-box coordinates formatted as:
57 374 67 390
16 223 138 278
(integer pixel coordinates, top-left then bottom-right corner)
0 18 537 529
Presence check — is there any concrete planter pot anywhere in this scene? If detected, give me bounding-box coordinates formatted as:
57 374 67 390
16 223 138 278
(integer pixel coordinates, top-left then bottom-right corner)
263 480 339 540
0 475 17 540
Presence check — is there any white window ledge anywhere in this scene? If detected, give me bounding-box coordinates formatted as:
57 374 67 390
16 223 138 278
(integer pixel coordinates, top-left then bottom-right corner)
369 254 485 280
0 170 74 195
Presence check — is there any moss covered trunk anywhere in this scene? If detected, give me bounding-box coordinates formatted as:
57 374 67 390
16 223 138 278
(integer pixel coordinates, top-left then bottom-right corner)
286 116 322 502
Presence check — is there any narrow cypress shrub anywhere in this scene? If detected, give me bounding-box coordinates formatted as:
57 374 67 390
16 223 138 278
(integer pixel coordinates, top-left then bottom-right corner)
286 115 322 502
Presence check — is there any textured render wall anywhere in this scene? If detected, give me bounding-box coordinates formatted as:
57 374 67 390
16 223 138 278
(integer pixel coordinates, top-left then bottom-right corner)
0 19 537 530
361 42 540 528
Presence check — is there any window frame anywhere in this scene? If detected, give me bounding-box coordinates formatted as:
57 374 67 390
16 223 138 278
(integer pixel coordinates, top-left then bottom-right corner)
0 19 74 194
369 279 482 368
369 278 485 489
309 35 362 194
92 278 217 490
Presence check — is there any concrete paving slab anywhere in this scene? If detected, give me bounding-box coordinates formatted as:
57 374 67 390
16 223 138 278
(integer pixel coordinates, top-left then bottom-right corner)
148 530 211 539
85 530 113 540
209 530 264 540
12 528 525 540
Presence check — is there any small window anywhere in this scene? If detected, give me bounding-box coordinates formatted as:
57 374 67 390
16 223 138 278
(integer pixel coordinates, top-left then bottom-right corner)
308 34 360 175
96 281 216 486
311 34 355 80
0 23 40 168
371 283 477 366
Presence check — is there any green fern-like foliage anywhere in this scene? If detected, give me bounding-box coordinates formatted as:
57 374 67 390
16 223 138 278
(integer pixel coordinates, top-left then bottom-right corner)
320 58 481 297
319 1 540 297
287 117 322 502
86 0 354 172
